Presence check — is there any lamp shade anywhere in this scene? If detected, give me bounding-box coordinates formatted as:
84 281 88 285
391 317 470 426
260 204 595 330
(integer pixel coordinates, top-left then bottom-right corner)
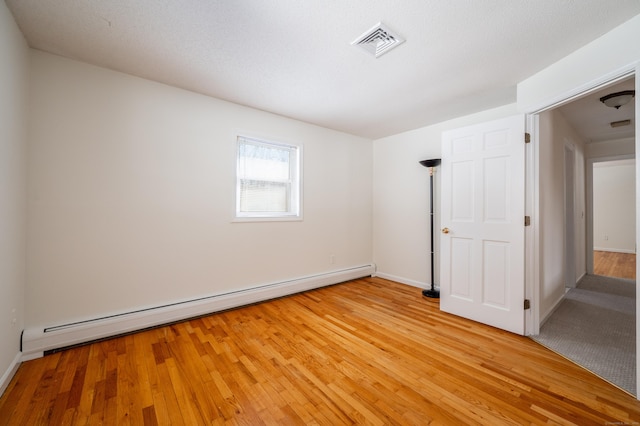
600 90 635 109
419 158 441 168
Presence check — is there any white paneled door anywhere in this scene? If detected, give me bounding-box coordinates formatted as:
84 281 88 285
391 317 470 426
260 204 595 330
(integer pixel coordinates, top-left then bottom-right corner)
440 115 526 335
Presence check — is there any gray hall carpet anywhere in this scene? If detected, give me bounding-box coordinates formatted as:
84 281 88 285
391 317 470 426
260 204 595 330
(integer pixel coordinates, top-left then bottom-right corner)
531 274 636 395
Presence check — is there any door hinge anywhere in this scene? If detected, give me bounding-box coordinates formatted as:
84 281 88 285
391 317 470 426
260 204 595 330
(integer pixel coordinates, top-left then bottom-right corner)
525 132 531 143
524 299 531 310
524 216 531 226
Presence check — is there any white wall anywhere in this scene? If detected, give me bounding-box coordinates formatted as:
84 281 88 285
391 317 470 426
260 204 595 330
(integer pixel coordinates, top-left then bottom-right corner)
372 104 518 288
586 137 635 158
26 51 372 330
593 160 636 252
0 2 28 394
537 109 586 321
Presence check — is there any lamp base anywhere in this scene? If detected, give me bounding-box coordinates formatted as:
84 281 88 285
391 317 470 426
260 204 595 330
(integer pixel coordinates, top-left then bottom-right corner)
422 289 440 299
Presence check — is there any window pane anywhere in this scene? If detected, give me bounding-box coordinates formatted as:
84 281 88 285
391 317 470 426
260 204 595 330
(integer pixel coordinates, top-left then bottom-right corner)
238 143 291 181
239 180 289 212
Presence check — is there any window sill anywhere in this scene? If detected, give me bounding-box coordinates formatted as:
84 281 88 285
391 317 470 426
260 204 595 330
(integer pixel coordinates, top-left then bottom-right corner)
232 215 303 223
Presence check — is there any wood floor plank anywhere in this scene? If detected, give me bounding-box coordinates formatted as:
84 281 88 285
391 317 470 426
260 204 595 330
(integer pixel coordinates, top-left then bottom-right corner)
2 277 640 425
594 250 636 279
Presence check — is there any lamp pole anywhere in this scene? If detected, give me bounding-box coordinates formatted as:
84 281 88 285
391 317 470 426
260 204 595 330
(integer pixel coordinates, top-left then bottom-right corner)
419 158 441 298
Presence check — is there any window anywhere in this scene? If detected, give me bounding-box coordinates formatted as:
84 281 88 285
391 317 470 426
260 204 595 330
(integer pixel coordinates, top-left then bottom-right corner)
235 136 301 220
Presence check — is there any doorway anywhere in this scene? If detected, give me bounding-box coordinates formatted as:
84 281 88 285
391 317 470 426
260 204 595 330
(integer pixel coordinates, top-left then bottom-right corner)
591 158 636 280
532 76 637 395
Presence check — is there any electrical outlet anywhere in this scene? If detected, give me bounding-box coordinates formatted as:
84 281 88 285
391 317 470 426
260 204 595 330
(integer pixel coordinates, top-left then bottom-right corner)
604 235 609 241
330 254 335 264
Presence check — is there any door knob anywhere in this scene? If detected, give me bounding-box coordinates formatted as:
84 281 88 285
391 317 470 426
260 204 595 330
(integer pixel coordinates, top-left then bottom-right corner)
441 227 450 234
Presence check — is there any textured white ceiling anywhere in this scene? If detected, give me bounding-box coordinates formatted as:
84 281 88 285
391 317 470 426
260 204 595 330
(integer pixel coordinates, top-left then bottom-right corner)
6 0 640 139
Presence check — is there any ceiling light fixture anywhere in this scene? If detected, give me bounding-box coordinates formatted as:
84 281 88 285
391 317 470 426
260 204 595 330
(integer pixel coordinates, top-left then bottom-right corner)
599 90 635 109
352 22 405 58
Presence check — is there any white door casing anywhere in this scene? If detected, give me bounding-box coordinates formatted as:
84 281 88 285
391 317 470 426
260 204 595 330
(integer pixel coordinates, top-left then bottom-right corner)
564 144 576 288
440 114 526 335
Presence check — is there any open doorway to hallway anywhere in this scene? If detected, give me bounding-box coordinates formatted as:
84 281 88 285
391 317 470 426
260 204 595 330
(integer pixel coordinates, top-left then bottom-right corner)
532 76 636 396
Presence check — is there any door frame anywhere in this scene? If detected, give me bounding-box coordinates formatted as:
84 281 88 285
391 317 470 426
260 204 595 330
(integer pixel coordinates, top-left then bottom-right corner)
525 115 538 335
586 154 636 275
524 64 638 337
564 143 577 288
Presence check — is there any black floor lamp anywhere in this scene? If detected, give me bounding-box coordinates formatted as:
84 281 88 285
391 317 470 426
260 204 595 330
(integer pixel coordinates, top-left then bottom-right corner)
419 158 441 298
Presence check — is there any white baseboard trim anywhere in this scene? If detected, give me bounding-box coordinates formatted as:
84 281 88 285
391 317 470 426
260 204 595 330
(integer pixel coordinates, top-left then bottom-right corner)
22 265 374 358
21 351 43 362
374 271 427 289
539 291 566 328
0 352 21 397
593 247 636 254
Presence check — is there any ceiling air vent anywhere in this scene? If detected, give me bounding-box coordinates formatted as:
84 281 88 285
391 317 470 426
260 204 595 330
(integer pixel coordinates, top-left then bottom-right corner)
352 22 405 58
610 119 631 128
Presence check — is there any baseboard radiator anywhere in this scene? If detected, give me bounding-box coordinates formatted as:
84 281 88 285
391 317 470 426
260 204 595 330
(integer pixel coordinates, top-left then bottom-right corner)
21 265 375 359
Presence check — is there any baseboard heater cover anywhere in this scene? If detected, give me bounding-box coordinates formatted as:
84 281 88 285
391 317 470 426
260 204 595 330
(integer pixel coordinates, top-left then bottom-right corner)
21 265 374 358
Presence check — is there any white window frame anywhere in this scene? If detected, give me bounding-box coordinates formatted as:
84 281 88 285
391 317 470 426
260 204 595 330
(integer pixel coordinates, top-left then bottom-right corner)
234 135 302 222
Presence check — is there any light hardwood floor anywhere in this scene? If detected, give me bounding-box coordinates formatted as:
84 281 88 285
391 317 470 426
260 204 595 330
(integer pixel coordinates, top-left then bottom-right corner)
593 250 636 279
2 277 640 425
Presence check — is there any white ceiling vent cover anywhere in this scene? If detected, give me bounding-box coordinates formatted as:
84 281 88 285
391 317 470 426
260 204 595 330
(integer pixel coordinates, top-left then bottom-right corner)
352 22 405 58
